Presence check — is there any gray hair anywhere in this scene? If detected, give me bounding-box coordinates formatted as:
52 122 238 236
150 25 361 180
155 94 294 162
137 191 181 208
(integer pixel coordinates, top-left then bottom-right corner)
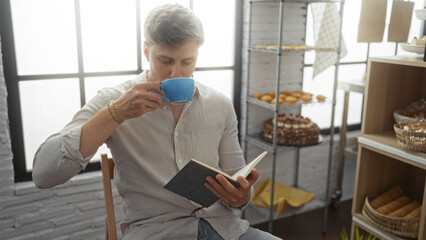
144 4 204 48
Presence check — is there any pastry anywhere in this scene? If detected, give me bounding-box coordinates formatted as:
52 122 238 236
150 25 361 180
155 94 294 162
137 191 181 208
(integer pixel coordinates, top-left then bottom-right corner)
253 93 263 100
316 95 326 102
271 98 284 105
403 205 422 218
260 95 273 103
266 92 276 97
295 89 304 94
281 90 292 96
376 196 411 215
370 186 404 209
291 93 302 99
301 95 312 103
388 201 420 217
284 96 298 104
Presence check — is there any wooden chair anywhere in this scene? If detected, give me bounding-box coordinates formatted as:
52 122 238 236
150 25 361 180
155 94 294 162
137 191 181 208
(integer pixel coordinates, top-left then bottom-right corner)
101 154 123 240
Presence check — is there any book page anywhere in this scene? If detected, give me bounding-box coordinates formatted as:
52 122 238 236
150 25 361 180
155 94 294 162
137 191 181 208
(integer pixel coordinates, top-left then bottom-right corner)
232 151 268 179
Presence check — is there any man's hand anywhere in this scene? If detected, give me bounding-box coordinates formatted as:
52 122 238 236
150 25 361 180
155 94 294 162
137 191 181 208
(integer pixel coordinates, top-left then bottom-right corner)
113 82 163 121
205 169 259 208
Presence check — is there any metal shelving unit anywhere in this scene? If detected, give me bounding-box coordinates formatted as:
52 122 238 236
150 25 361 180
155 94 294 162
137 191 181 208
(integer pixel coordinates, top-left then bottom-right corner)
241 0 345 233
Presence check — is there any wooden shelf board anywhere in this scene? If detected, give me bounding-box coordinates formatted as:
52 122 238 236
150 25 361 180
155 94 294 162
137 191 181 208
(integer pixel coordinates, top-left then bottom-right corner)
358 132 426 169
369 56 426 68
352 214 409 240
246 133 330 153
247 96 330 111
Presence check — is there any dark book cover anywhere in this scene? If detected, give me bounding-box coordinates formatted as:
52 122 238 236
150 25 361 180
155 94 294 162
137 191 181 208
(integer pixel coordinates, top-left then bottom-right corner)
164 160 239 207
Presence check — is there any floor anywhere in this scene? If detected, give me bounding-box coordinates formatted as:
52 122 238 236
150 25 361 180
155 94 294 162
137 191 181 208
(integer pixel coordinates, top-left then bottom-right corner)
253 199 353 240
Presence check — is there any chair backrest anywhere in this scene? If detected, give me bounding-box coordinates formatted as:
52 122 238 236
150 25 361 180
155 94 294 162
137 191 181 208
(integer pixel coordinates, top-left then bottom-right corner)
101 154 118 240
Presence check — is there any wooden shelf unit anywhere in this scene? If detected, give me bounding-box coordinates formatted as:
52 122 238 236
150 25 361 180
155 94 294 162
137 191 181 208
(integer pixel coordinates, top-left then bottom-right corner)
351 56 426 240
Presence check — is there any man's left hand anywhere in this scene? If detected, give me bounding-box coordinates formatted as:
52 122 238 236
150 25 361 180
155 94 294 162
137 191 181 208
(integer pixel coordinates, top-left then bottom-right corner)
205 169 259 208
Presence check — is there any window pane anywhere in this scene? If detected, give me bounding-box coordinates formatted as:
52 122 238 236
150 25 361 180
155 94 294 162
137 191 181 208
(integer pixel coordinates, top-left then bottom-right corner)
302 67 334 129
140 0 191 70
338 64 366 82
19 79 81 171
193 0 235 67
85 75 136 102
80 0 137 72
193 70 234 101
340 0 367 63
10 0 78 75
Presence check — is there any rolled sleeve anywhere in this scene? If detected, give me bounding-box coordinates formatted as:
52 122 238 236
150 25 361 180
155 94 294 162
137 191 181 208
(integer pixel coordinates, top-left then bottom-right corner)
59 125 94 170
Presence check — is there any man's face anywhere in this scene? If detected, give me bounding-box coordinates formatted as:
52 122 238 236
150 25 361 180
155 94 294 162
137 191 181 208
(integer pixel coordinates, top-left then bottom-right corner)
144 41 199 82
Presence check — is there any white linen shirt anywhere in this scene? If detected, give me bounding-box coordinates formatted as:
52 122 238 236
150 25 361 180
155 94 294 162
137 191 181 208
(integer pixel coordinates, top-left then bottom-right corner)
33 72 251 240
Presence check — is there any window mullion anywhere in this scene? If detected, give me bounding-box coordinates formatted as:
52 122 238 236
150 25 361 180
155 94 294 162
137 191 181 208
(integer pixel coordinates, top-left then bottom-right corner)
136 0 142 72
74 0 86 107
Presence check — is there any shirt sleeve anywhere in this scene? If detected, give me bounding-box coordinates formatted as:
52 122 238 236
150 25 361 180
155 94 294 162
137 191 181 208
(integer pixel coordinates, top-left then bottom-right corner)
32 87 117 189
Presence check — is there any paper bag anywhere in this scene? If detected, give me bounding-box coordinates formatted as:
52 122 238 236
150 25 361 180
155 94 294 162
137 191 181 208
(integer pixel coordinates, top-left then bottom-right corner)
357 0 388 42
388 0 414 42
251 178 315 215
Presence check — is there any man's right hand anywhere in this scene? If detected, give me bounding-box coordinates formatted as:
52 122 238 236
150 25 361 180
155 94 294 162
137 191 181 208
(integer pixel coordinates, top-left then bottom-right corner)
112 82 163 121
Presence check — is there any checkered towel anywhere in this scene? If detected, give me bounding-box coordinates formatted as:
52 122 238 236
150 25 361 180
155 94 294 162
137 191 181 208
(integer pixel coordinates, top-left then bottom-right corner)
311 2 347 78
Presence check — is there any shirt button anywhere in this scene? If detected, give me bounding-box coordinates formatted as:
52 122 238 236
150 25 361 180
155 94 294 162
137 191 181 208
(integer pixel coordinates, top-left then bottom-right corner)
175 132 178 137
163 106 167 110
178 159 183 164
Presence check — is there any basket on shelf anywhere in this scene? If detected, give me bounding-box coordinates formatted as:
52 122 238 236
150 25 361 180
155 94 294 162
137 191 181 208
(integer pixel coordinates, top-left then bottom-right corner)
393 123 426 153
362 194 420 238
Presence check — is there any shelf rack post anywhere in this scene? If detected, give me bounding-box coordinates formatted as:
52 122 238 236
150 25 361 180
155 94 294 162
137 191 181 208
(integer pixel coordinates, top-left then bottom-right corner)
322 0 345 234
266 0 286 233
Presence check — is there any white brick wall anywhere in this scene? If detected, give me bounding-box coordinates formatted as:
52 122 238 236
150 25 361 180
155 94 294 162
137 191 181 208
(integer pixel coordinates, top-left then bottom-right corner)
0 37 123 240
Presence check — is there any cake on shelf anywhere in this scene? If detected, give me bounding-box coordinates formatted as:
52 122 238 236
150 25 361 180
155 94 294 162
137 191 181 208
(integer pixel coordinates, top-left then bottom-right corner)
262 113 320 145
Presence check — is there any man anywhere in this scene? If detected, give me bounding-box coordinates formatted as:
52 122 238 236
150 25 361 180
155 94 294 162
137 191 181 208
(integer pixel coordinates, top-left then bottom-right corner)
32 4 280 240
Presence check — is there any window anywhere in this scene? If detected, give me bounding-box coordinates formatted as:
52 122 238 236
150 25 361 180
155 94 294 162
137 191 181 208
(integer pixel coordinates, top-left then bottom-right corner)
302 0 424 130
1 0 238 182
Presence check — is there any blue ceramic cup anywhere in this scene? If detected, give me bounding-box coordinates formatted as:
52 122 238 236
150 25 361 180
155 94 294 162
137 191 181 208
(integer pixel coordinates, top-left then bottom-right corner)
159 77 195 104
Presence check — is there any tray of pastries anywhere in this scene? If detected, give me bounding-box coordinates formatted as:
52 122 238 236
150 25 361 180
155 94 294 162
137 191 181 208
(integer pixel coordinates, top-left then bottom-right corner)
252 89 326 106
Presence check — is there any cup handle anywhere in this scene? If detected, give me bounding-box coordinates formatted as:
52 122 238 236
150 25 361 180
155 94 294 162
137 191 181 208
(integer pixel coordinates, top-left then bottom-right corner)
160 95 170 102
154 90 170 102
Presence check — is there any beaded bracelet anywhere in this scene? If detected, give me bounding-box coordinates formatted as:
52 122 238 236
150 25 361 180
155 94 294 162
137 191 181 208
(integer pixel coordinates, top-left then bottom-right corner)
107 102 124 124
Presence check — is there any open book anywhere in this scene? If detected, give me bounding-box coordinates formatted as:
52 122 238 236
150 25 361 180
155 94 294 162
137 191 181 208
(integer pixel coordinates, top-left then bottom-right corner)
164 151 268 207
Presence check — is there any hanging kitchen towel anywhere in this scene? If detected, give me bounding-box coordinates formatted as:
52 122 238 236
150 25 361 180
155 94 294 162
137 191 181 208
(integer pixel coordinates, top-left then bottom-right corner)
387 0 414 42
251 178 315 215
357 0 388 42
311 2 347 78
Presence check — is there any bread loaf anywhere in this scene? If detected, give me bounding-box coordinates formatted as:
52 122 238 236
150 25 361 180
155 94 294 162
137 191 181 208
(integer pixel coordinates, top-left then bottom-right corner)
370 186 404 209
388 201 420 217
376 196 411 215
403 205 422 218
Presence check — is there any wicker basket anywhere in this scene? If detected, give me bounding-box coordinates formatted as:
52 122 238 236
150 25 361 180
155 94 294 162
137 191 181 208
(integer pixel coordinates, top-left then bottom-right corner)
393 123 426 153
362 195 420 238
